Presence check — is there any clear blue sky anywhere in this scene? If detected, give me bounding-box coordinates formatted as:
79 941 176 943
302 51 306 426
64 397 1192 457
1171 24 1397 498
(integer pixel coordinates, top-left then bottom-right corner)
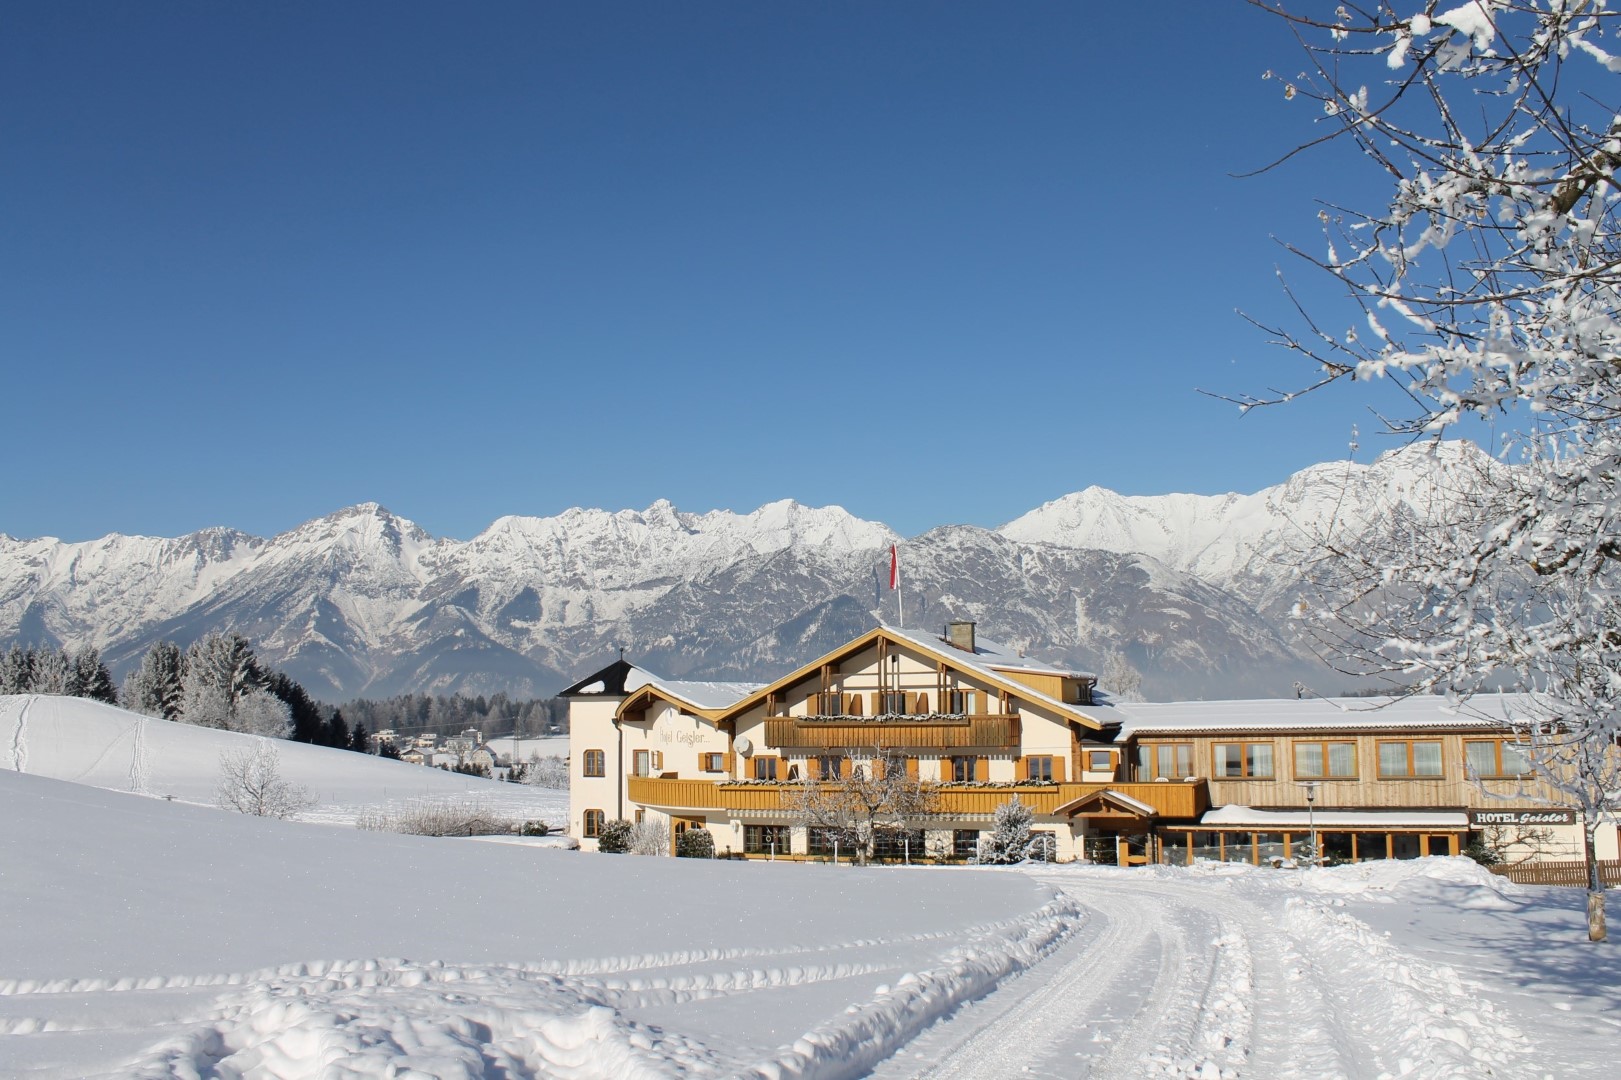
4 1 1416 543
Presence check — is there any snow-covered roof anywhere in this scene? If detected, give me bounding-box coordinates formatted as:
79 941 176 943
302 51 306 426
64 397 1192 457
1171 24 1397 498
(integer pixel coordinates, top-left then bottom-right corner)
883 624 1093 680
1115 694 1529 738
1198 805 1469 829
646 678 764 712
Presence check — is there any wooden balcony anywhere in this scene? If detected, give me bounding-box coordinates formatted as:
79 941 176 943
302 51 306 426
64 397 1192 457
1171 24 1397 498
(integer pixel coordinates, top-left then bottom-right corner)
627 776 1210 820
762 716 1021 751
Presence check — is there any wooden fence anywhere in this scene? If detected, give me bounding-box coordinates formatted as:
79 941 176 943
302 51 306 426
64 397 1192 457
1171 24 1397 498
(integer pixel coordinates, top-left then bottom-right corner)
1487 859 1621 888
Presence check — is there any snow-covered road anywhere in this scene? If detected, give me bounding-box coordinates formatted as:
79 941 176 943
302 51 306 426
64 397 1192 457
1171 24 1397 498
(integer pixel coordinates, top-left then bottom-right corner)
874 867 1539 1080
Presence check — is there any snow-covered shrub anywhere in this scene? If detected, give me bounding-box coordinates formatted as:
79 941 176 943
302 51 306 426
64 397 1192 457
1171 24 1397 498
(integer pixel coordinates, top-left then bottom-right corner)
676 827 715 859
596 818 633 853
354 800 514 837
629 818 670 856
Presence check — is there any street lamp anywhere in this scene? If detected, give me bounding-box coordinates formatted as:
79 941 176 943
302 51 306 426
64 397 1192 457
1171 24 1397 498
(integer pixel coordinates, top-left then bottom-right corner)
1301 781 1319 868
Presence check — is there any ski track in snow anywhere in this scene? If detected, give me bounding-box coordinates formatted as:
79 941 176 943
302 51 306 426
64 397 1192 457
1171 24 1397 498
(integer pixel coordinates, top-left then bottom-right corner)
7 694 29 773
872 869 1535 1080
128 715 149 794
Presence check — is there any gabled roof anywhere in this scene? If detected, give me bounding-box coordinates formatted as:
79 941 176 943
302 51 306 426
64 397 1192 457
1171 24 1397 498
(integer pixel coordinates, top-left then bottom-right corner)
1051 788 1159 819
618 678 764 721
713 624 1104 731
557 658 655 698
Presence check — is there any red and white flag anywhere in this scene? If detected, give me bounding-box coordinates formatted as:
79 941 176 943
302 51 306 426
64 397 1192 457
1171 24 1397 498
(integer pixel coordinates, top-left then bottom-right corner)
889 544 899 590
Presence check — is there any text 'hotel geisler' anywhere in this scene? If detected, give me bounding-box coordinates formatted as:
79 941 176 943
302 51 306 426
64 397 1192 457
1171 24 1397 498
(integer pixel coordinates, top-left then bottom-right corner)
566 622 1619 866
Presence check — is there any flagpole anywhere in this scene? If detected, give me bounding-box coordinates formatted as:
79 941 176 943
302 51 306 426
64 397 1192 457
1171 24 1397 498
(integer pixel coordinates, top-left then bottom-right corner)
890 543 904 628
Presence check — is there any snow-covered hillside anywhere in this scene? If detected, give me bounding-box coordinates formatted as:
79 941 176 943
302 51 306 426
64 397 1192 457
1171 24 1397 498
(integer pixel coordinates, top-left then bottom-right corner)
0 695 564 827
0 443 1498 700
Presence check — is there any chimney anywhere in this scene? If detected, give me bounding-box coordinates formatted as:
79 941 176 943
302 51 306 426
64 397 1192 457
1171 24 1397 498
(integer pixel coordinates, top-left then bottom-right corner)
946 621 976 653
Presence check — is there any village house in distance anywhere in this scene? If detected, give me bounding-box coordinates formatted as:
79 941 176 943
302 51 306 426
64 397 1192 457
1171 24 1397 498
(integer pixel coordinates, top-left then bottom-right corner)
565 622 1619 866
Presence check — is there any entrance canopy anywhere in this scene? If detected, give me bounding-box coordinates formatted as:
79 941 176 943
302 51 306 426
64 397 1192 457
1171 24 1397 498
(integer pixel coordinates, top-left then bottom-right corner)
1052 788 1158 823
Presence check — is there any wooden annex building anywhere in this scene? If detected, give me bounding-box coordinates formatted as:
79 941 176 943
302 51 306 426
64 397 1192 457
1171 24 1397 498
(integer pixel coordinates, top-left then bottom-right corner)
565 622 1619 866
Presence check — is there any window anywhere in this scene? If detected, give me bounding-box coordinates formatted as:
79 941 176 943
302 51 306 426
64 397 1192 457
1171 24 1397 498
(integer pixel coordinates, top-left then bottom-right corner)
878 691 909 716
633 750 664 777
812 692 843 717
753 757 779 781
1293 741 1357 779
582 809 604 838
1213 742 1275 779
816 755 844 781
872 828 925 861
1465 740 1534 778
1087 750 1114 773
950 755 975 782
953 829 981 859
807 827 839 856
582 749 605 777
1026 755 1054 782
744 824 790 855
1138 743 1194 780
700 752 724 773
947 689 979 715
1377 740 1444 778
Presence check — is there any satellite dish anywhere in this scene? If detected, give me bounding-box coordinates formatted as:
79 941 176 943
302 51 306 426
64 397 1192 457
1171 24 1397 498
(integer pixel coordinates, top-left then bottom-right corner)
734 736 754 757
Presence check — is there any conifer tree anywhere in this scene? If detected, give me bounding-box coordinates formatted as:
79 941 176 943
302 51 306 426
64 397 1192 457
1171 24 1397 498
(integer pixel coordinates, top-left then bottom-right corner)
122 641 185 719
0 645 32 694
71 647 117 704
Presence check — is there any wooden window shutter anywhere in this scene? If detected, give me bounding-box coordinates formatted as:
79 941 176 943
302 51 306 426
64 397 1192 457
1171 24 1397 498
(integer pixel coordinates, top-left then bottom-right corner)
974 756 988 782
912 691 929 714
846 692 862 715
1022 757 1033 781
1053 756 1067 783
906 757 919 780
872 757 886 781
651 750 663 771
870 691 882 715
723 751 735 775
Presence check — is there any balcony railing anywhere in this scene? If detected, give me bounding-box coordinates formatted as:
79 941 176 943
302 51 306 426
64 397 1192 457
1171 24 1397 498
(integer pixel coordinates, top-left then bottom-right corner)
626 775 1209 819
762 716 1020 750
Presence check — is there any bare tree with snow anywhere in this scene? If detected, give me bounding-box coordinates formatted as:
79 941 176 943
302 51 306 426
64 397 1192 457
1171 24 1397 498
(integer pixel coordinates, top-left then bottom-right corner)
787 749 938 865
216 742 315 819
1242 1 1621 939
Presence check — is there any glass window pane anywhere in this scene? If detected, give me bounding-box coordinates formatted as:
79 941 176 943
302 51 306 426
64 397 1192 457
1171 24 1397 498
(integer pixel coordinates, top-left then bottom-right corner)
1327 743 1356 777
1501 743 1533 776
1250 744 1274 777
1465 742 1497 775
1173 744 1193 777
1379 743 1408 776
1295 742 1324 778
1413 742 1443 776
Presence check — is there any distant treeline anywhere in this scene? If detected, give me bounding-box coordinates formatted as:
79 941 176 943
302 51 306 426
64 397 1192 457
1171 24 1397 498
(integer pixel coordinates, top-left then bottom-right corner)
3 637 568 750
3 637 371 753
338 693 568 743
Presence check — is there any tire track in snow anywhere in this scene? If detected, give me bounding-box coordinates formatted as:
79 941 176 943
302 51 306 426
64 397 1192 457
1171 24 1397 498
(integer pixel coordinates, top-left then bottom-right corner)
891 880 1151 1079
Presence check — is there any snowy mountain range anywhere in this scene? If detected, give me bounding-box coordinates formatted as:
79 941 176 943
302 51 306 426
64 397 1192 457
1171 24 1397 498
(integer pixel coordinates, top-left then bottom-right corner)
0 442 1490 701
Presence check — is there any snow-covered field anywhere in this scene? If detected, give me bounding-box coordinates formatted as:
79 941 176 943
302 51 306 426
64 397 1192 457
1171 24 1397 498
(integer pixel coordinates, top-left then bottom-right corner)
0 695 567 828
1 696 1615 1078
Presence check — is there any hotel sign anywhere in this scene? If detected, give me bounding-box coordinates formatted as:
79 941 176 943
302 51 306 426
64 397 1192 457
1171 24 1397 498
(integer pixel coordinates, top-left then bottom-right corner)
1468 809 1576 827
